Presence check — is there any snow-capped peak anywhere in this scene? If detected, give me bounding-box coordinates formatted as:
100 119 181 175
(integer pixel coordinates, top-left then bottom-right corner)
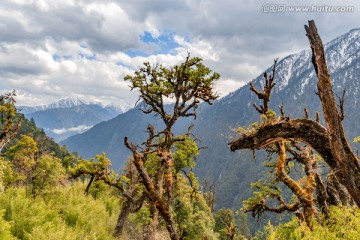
253 27 360 92
18 97 87 114
105 102 133 114
46 97 86 109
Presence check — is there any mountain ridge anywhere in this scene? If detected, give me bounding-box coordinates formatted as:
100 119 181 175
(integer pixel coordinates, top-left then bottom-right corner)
19 97 86 114
19 98 126 142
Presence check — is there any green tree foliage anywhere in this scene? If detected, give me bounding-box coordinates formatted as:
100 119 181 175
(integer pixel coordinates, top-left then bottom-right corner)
6 135 38 186
214 208 236 239
0 209 16 240
70 153 114 180
69 153 124 195
123 54 219 239
70 136 218 239
1 133 76 198
0 157 15 191
16 116 74 160
213 208 250 240
235 210 251 239
173 175 217 240
268 206 360 240
31 154 66 198
124 57 219 118
0 182 119 240
242 178 283 219
173 136 199 172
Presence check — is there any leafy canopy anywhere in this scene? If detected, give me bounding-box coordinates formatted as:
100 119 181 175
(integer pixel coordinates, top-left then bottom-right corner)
124 55 219 124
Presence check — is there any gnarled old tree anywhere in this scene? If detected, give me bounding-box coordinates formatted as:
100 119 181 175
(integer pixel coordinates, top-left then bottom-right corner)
70 55 220 239
230 20 360 210
235 58 322 228
124 54 219 240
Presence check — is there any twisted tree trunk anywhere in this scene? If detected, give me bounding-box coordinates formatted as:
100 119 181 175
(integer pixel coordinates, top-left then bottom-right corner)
305 20 360 206
113 198 131 238
229 20 360 207
276 142 316 228
125 138 179 240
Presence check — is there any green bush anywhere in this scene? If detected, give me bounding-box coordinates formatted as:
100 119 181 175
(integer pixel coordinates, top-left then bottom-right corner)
268 206 360 240
0 181 119 240
0 209 16 240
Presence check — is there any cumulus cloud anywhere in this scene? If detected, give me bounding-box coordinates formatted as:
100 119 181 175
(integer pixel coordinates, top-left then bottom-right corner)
0 0 359 107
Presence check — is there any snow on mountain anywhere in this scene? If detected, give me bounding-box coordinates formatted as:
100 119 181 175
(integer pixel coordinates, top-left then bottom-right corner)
260 28 360 94
18 97 86 114
47 97 85 109
19 97 127 142
105 103 133 114
18 97 132 115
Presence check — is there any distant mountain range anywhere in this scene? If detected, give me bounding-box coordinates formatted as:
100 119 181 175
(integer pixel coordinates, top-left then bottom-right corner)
18 97 131 142
63 28 360 211
19 97 87 114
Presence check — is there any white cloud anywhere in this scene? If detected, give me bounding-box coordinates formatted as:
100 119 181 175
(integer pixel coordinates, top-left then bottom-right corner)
0 0 359 107
51 125 93 135
215 79 246 97
174 35 219 61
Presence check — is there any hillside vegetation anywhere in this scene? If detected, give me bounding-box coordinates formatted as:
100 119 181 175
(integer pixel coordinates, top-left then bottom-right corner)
1 21 360 240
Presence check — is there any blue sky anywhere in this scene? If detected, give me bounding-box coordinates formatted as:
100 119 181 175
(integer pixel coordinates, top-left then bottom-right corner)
125 30 182 57
0 0 359 107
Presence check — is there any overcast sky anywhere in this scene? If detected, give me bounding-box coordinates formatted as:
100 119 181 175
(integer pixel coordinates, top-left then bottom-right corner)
0 0 359 107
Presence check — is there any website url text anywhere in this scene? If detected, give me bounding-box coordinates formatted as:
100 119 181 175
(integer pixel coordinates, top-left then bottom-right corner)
262 5 355 13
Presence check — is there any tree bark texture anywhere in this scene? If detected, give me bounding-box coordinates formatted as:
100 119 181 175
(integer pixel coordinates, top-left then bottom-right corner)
125 138 179 240
276 142 316 228
229 20 360 207
113 198 132 238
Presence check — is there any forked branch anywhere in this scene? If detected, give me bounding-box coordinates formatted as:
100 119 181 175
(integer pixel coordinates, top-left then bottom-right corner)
250 59 278 114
